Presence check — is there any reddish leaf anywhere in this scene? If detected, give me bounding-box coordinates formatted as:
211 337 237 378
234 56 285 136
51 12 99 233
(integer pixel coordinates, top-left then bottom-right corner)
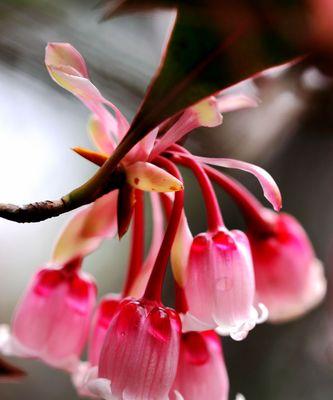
105 0 312 145
117 183 135 238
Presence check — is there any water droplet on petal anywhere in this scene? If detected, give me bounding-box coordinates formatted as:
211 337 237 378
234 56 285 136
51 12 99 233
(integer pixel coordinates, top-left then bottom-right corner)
216 277 233 292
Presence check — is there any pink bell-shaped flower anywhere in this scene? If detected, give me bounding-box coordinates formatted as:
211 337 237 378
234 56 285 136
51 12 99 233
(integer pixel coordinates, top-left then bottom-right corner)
11 261 97 371
88 298 181 400
170 331 229 400
248 211 327 323
72 294 121 398
184 228 260 340
88 294 121 366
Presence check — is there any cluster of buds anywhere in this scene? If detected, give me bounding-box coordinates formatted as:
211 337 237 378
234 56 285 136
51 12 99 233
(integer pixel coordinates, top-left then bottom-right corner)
0 43 327 399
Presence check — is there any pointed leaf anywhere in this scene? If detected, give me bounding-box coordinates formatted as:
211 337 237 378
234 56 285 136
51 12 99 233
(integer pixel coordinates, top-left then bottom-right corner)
73 147 108 167
114 1 308 147
117 183 135 238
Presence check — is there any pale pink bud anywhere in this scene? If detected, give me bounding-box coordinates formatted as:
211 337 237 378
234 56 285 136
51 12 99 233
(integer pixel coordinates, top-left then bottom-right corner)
45 43 129 144
184 229 260 340
126 161 184 192
11 265 97 371
45 42 102 101
248 212 327 323
170 331 229 400
88 298 181 400
45 42 89 78
88 294 121 366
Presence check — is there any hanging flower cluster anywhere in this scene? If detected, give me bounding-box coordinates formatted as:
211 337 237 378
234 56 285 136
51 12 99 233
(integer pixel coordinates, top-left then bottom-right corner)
0 43 327 400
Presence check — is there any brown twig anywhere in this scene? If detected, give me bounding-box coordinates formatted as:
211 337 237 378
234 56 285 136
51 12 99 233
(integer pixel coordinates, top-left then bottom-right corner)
0 165 125 223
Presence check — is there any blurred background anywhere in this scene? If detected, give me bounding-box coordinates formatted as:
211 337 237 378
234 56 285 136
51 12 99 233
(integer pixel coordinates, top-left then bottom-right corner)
1 0 333 399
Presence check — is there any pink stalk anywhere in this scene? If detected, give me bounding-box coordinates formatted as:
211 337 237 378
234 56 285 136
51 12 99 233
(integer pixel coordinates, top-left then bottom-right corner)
159 192 189 315
143 157 184 303
122 190 145 296
170 152 223 232
204 165 276 236
62 257 83 274
175 284 189 315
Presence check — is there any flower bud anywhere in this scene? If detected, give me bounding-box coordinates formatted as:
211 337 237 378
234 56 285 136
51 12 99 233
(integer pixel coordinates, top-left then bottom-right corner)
184 229 260 340
171 331 229 400
88 298 181 400
126 161 183 192
248 212 326 323
11 264 97 371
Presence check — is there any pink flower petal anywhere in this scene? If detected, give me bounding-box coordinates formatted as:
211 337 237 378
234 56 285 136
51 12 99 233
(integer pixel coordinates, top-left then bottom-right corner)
125 128 158 164
171 210 193 287
52 192 118 264
45 43 89 78
47 66 103 102
190 155 282 211
11 267 96 371
149 97 222 161
217 94 259 113
249 212 327 323
52 208 101 265
80 191 118 240
98 299 181 400
88 114 116 155
184 229 258 339
88 294 121 366
104 99 130 140
170 331 229 400
45 42 129 143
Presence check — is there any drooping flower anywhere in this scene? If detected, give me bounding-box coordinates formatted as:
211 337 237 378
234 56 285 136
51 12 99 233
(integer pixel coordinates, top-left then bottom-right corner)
248 211 326 323
10 261 96 371
88 294 121 367
11 42 304 400
183 229 260 340
170 331 229 400
88 298 181 400
72 294 122 398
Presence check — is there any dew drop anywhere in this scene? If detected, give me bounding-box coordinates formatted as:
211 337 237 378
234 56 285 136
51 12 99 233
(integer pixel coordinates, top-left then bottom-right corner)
216 277 233 292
